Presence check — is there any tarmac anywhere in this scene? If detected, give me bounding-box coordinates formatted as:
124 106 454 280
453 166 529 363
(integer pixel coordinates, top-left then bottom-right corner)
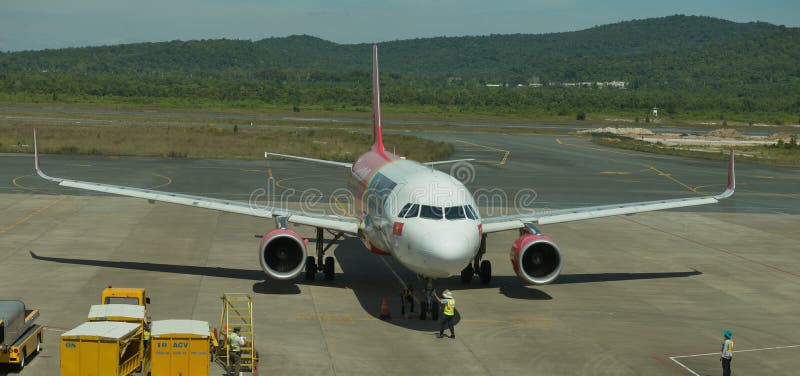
1 132 799 375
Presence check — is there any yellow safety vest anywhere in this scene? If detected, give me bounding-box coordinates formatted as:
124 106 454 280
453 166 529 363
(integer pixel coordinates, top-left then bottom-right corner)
443 298 455 316
228 333 241 351
143 331 150 341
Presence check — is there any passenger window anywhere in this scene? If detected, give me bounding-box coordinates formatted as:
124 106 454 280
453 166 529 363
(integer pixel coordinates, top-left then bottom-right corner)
465 205 479 219
404 204 420 218
444 206 466 220
398 203 412 217
419 205 443 219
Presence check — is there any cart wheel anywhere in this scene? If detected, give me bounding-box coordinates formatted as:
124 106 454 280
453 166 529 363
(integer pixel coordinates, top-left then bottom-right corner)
16 349 26 370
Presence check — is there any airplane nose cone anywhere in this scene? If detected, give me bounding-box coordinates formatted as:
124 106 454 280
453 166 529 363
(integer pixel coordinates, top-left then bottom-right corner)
417 232 473 276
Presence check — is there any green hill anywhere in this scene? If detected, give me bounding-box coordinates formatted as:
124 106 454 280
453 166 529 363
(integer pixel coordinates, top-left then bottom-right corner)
1 15 798 123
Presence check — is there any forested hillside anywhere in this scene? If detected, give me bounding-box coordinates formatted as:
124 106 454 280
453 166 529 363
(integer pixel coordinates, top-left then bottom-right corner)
1 15 798 123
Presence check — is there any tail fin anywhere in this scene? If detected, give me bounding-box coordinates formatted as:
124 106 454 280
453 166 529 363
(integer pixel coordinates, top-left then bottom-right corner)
372 44 385 152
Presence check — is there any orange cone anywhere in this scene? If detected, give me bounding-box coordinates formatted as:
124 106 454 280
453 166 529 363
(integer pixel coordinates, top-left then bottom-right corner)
379 296 391 320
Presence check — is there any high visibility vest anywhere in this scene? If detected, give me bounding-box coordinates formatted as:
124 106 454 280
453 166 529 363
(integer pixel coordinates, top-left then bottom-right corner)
443 298 455 316
228 333 241 351
143 330 150 341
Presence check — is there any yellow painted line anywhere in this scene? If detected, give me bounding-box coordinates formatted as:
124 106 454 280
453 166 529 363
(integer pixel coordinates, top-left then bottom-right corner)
267 167 274 179
599 171 631 175
0 195 67 235
330 194 351 216
66 163 92 167
274 174 332 190
453 139 510 165
556 138 563 145
649 166 697 193
12 175 35 190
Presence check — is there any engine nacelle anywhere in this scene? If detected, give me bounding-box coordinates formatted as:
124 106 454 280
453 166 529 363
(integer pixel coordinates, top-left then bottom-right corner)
510 233 562 285
258 228 307 280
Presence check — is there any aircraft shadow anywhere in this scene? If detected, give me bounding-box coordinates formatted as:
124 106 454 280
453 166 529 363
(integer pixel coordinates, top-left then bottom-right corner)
31 242 702 331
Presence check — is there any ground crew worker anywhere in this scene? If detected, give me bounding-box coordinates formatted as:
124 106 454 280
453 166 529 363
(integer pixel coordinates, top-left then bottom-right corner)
143 323 151 351
432 289 455 339
228 327 245 376
720 330 734 376
400 287 414 316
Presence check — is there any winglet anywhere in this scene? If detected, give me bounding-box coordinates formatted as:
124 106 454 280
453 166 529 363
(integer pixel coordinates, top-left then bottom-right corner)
714 147 735 199
33 128 63 183
371 44 385 153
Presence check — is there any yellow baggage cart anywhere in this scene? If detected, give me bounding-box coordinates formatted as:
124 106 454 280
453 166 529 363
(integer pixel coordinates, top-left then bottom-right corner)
60 321 143 376
150 320 212 376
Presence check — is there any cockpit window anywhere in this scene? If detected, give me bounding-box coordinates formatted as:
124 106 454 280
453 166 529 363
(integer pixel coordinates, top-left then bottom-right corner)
404 204 420 218
444 206 466 220
398 203 412 217
419 205 443 219
465 205 479 219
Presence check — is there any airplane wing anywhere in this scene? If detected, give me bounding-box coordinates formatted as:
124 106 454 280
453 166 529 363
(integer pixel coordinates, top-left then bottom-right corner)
423 158 475 166
480 149 735 234
34 130 360 235
265 152 352 168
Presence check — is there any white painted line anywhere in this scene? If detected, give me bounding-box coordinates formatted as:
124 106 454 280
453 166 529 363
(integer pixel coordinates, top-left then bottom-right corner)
669 357 700 376
379 256 421 304
668 344 800 375
380 256 408 290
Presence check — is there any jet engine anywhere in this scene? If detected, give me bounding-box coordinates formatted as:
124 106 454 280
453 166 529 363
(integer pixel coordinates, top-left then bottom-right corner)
510 233 562 285
258 228 307 280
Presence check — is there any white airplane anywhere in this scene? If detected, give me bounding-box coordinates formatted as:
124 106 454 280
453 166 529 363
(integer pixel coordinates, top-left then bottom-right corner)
34 45 735 319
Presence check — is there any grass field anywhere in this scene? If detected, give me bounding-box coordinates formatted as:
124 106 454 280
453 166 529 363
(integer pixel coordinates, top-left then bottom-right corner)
0 123 454 162
592 137 800 167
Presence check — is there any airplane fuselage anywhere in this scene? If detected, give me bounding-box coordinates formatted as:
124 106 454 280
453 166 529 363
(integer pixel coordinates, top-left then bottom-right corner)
348 146 481 278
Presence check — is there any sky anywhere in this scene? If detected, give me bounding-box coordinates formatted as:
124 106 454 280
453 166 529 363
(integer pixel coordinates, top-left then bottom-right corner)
1 0 798 52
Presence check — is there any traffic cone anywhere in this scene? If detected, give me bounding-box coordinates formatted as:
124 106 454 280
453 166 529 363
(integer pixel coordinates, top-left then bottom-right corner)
379 296 391 320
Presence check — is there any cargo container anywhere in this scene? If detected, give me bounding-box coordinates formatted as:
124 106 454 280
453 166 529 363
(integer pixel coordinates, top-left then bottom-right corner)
60 321 143 376
150 320 212 376
0 300 44 370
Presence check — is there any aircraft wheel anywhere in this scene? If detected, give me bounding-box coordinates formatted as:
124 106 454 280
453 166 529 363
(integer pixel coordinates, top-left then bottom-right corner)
419 301 428 320
460 264 474 284
305 256 316 280
479 260 492 284
324 257 335 280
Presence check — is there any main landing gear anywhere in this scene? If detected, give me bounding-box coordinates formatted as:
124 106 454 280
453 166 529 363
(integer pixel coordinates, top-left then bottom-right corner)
461 234 491 285
306 228 344 281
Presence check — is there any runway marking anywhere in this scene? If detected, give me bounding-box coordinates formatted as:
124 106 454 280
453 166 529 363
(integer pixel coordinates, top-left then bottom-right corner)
599 171 631 175
667 344 800 376
147 173 172 189
274 174 334 189
453 139 510 165
66 163 92 167
649 165 698 193
556 138 563 145
0 195 67 235
556 138 705 194
12 174 39 191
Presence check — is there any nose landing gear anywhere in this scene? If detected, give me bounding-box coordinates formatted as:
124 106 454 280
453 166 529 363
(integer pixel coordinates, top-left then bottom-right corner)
461 234 491 285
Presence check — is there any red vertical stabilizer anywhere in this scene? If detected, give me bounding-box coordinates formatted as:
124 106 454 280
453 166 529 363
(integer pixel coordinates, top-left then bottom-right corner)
372 44 385 153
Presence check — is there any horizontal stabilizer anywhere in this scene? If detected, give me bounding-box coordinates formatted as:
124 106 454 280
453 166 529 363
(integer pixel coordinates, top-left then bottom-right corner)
265 152 352 168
